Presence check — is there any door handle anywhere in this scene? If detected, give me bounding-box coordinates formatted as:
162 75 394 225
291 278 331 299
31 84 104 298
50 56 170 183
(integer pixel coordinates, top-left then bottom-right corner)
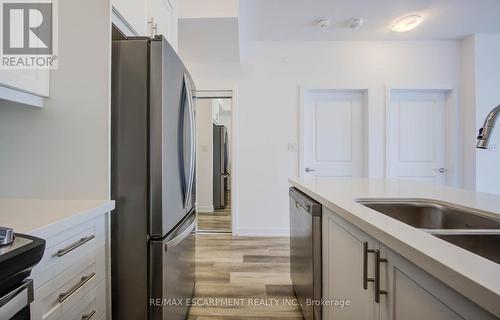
58 273 95 303
0 279 33 319
305 167 315 173
374 250 388 303
438 168 447 173
56 235 95 257
362 242 375 290
165 217 196 251
81 310 96 320
183 73 196 211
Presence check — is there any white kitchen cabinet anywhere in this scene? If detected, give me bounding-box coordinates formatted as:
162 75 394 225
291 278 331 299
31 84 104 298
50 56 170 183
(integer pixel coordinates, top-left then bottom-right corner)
0 68 49 98
112 0 148 35
322 212 379 320
322 208 496 320
0 0 50 101
380 244 497 320
147 0 179 51
112 0 179 50
30 212 110 320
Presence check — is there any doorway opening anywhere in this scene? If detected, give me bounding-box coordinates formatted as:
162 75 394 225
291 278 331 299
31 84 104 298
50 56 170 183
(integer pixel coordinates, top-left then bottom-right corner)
195 90 233 233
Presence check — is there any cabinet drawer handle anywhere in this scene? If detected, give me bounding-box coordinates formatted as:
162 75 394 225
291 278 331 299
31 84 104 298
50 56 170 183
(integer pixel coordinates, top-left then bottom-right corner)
362 242 375 290
374 250 388 303
58 272 96 303
57 235 95 257
82 309 96 320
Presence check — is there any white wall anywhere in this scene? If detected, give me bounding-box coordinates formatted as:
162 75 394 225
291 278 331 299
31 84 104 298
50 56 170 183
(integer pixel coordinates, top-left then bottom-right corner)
460 36 477 190
180 0 239 18
472 34 500 194
0 0 111 199
186 41 461 236
196 99 214 212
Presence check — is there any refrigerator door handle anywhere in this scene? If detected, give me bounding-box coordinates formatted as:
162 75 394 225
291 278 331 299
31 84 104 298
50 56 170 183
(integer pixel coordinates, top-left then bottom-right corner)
178 78 188 206
165 217 196 251
183 73 196 211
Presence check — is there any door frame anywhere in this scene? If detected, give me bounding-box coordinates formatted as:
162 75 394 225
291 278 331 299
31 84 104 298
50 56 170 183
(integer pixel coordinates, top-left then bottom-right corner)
384 86 459 186
299 86 373 178
194 89 237 235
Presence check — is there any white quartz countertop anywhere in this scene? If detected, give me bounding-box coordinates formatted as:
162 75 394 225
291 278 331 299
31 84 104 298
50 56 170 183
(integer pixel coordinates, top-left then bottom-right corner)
0 198 115 234
289 177 500 317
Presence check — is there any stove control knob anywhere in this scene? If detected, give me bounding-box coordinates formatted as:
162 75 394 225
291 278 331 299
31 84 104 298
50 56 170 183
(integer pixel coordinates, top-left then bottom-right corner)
0 227 14 246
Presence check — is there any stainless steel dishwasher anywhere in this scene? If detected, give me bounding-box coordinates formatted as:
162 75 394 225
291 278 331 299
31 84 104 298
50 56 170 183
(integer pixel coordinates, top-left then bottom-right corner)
289 187 321 320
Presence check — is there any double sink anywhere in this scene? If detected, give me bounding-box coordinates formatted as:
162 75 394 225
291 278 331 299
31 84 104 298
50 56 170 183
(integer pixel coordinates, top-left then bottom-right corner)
357 199 500 265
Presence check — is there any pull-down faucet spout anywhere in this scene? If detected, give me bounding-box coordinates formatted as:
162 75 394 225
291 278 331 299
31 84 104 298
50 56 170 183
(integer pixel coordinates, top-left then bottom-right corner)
477 105 500 149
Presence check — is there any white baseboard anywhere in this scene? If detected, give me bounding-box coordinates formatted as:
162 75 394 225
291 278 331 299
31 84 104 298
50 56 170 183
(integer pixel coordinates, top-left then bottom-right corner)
236 228 289 237
197 205 214 213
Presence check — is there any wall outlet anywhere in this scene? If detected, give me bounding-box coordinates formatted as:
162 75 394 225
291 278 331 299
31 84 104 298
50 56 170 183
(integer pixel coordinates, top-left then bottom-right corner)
288 143 298 152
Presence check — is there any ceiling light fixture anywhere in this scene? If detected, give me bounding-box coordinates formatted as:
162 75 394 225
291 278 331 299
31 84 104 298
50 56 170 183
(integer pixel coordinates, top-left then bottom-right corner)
316 18 330 29
391 14 422 32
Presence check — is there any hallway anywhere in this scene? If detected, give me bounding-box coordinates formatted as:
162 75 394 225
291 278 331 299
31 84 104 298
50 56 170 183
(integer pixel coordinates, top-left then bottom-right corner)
188 234 303 319
198 190 232 233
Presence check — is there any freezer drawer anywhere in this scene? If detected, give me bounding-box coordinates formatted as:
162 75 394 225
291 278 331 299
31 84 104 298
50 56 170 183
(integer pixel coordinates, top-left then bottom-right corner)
289 187 321 320
149 210 196 320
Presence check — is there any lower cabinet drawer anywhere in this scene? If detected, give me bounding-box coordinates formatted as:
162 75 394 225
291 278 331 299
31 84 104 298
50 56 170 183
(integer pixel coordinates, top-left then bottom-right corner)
31 215 105 289
31 248 105 320
66 280 106 320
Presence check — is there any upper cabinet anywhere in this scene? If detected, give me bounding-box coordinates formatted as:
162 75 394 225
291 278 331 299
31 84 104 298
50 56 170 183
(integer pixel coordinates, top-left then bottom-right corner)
148 0 179 51
0 65 50 105
112 0 149 35
112 0 179 51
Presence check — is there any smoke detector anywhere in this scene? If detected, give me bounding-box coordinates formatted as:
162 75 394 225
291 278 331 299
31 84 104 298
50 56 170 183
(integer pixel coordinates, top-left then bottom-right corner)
316 18 331 29
348 17 364 30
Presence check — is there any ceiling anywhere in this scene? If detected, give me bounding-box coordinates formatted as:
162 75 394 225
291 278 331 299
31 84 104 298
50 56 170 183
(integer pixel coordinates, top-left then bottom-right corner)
239 0 500 41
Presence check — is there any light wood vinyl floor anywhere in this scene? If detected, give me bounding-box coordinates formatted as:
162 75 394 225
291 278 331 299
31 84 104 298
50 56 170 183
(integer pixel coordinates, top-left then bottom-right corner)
198 190 232 233
188 234 303 319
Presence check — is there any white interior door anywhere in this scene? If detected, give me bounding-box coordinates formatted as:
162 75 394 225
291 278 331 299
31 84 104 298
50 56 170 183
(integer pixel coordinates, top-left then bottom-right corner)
302 90 365 177
387 90 447 185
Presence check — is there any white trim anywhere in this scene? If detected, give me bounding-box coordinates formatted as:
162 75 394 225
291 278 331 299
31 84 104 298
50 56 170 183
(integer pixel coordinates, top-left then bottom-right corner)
299 87 305 178
197 205 214 213
111 6 139 36
231 86 238 236
299 86 371 178
0 85 43 107
236 228 289 237
384 86 459 186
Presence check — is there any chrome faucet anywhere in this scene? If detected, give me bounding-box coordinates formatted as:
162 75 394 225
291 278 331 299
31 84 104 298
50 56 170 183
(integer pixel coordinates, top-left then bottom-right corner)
477 104 500 149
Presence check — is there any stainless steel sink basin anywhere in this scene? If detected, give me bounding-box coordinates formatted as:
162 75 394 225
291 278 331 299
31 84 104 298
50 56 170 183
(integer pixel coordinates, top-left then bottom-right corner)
434 234 500 265
357 199 500 230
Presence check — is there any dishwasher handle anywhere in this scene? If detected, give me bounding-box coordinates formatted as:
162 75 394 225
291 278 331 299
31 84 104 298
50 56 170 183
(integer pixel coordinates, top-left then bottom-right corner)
289 187 321 216
294 198 311 213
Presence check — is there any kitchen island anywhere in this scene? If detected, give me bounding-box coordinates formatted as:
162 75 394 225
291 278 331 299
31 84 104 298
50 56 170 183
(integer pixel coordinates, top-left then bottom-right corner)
289 177 500 319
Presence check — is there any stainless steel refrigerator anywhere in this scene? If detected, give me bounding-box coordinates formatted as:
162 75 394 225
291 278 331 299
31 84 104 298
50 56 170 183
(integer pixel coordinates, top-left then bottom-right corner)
213 124 228 209
111 36 196 320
